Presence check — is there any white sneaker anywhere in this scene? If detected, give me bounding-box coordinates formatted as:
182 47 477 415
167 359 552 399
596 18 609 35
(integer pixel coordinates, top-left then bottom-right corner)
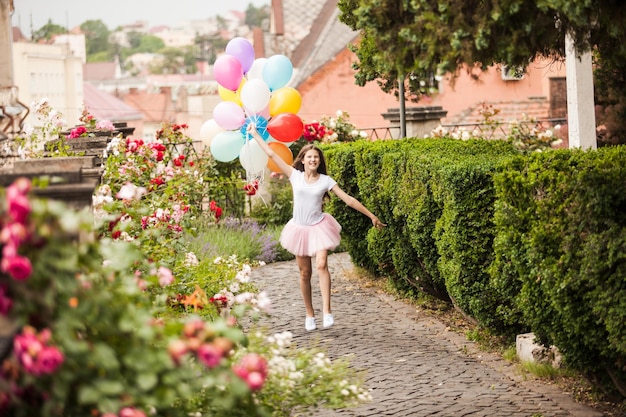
305 316 316 331
323 313 334 328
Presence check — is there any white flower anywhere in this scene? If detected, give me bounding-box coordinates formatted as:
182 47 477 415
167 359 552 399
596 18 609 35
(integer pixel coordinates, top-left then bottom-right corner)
229 281 241 293
256 291 271 313
184 252 199 267
116 182 147 201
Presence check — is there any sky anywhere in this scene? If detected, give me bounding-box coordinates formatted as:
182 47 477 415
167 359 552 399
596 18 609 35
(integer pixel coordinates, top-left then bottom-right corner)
11 0 269 36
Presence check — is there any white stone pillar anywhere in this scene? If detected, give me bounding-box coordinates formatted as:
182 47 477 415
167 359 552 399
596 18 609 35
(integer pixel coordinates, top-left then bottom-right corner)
0 0 14 86
565 32 596 150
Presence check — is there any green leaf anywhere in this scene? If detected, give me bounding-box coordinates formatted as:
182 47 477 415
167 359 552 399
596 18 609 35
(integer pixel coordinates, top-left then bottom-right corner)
99 240 142 270
95 379 125 395
77 385 100 404
136 372 158 391
92 343 120 371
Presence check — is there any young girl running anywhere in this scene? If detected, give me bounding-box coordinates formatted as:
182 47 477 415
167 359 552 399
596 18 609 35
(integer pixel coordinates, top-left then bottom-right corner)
247 125 385 331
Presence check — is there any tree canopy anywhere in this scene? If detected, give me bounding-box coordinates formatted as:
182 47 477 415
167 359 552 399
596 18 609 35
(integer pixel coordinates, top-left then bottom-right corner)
338 0 626 101
31 19 67 42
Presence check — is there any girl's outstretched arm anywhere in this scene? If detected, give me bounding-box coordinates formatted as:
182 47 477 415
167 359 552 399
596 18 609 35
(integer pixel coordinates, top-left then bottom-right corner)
246 124 294 177
330 184 386 229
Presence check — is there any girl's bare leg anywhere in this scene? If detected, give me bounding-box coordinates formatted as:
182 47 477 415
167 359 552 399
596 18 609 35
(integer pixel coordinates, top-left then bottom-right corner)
316 250 331 315
296 255 314 317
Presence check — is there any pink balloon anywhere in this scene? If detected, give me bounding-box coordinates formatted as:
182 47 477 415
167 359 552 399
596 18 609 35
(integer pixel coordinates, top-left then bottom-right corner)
214 55 243 91
226 37 255 73
213 101 246 130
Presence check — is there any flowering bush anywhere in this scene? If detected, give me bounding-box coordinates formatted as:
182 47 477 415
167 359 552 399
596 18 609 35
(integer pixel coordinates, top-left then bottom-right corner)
5 99 119 159
241 330 372 416
8 98 69 158
1 176 372 416
0 178 263 416
303 110 368 144
0 106 372 415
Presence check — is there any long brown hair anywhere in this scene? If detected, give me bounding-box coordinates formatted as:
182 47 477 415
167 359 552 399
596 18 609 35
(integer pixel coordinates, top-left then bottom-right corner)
292 144 328 174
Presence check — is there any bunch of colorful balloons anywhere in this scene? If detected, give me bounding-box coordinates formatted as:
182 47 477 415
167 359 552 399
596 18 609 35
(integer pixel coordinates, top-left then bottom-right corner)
200 37 304 174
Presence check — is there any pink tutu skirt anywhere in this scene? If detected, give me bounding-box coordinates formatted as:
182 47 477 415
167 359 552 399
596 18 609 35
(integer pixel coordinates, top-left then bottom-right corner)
280 213 342 257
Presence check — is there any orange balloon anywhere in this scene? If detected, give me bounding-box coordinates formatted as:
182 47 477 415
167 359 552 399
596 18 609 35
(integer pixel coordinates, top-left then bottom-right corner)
267 142 293 173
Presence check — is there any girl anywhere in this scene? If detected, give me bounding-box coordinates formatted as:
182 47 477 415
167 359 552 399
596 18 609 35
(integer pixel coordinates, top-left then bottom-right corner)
247 125 385 331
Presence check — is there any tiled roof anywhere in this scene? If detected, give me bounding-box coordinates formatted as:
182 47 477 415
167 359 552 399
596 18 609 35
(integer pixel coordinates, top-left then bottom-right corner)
83 82 143 122
263 0 358 87
121 87 176 123
289 1 358 87
264 0 328 58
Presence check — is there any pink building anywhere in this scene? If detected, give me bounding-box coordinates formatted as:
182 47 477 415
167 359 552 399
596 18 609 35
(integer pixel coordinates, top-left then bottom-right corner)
265 0 568 139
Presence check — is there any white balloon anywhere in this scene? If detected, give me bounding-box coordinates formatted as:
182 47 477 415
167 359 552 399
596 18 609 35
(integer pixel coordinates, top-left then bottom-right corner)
200 119 223 148
239 140 268 172
240 79 271 114
247 58 267 80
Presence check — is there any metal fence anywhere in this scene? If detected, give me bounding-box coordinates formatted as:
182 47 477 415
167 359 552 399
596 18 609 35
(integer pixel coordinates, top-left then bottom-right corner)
361 118 566 141
440 118 567 140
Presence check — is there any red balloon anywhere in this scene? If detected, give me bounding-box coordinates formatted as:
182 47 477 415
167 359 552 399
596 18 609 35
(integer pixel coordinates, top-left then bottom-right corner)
267 113 304 143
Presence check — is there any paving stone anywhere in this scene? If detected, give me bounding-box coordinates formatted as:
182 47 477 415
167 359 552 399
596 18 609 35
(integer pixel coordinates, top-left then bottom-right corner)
251 253 604 417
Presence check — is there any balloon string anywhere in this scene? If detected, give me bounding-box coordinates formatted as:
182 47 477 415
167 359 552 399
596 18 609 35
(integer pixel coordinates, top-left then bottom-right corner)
243 131 269 208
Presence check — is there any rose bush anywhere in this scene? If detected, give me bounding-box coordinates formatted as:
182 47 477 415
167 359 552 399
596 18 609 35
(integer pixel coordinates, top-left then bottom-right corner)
0 116 372 415
303 110 368 144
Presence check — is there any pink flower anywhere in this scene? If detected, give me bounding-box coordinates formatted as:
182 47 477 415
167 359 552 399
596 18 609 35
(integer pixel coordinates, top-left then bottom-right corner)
66 125 87 139
119 407 147 417
126 137 144 152
35 346 64 374
0 222 28 246
168 339 188 365
183 318 205 338
7 177 31 195
95 119 115 131
13 327 63 375
197 343 223 368
157 266 174 287
233 353 268 391
1 254 32 280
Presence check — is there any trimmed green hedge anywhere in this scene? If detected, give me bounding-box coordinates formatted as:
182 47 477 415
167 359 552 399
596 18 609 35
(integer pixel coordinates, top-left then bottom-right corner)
324 138 626 397
491 147 626 393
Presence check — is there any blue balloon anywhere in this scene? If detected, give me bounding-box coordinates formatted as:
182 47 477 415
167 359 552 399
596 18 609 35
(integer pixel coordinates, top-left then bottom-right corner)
262 55 293 91
210 130 245 162
240 115 269 140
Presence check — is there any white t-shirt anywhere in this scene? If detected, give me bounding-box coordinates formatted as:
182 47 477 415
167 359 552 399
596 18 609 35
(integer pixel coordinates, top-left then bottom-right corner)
289 169 337 226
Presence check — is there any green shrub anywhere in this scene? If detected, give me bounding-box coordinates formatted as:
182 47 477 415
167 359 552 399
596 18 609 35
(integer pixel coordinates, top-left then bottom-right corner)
491 147 626 396
249 173 293 227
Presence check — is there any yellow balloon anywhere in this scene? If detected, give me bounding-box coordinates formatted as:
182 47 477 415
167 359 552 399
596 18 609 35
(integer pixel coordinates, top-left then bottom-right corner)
269 87 302 116
218 79 246 106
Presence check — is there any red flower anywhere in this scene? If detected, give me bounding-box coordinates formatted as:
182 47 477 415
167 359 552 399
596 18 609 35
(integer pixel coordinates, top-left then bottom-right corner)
174 155 186 167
